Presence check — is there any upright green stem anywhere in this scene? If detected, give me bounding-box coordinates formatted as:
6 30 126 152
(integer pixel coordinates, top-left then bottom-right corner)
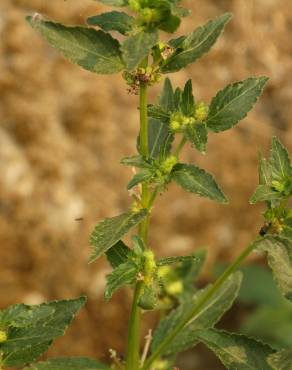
125 82 150 370
142 241 257 370
175 135 187 158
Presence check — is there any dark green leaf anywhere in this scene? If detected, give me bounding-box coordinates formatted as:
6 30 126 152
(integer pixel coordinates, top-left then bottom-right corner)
157 254 201 267
181 80 195 116
96 0 128 6
147 105 170 121
127 170 153 189
121 30 158 71
250 185 281 204
268 349 292 370
121 155 152 169
207 77 268 132
148 118 174 159
105 261 138 300
161 13 232 73
106 240 132 268
172 163 228 203
151 272 242 355
159 78 175 112
87 11 134 35
159 14 181 33
89 209 148 263
24 357 110 370
0 298 86 367
255 236 292 301
196 329 274 370
270 137 292 181
27 18 124 74
185 123 208 153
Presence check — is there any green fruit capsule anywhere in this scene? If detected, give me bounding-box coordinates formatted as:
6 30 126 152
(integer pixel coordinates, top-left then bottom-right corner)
138 286 157 310
0 330 7 343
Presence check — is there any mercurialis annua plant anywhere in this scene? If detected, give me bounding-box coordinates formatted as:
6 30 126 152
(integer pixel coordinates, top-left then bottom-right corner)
0 1 292 369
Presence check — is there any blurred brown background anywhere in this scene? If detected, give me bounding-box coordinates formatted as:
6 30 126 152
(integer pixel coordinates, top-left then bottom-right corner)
0 0 291 369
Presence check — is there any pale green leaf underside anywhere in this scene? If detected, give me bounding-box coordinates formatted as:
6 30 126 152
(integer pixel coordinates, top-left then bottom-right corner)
185 123 208 153
87 11 134 35
151 272 242 355
157 254 201 267
196 328 274 370
172 163 228 203
121 30 158 71
148 118 173 158
270 137 292 181
27 17 124 74
268 349 292 370
89 209 147 263
161 13 232 73
207 77 268 132
24 357 110 370
0 298 85 367
96 0 127 6
250 185 280 204
255 236 292 301
105 261 137 299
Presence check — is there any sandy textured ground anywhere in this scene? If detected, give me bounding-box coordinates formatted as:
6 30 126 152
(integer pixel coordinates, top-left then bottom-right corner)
0 0 292 368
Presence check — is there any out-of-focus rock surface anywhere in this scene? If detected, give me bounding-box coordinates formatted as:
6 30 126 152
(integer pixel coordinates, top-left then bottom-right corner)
0 0 291 368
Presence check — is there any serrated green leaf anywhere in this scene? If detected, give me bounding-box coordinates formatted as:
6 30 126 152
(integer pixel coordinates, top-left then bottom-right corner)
89 209 148 263
148 118 174 159
181 80 195 116
259 153 272 186
255 236 292 301
121 30 158 71
159 78 175 112
157 254 201 267
87 11 134 35
270 137 292 181
159 14 181 33
121 155 152 169
172 163 228 203
151 272 242 355
24 357 109 370
174 87 182 110
96 0 128 6
147 105 170 121
106 240 132 268
268 349 292 370
0 298 86 367
196 328 274 370
127 170 153 189
250 185 281 204
161 13 232 73
105 261 138 300
185 123 208 153
27 18 124 74
207 77 268 132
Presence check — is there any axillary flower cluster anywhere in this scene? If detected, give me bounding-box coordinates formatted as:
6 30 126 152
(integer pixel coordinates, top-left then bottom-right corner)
170 102 209 133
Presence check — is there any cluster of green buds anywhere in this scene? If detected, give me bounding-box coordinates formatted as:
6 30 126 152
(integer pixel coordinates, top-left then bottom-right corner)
138 250 159 310
158 265 183 297
260 207 292 236
128 0 182 32
0 330 7 344
123 66 162 94
155 155 178 182
271 178 292 197
170 101 209 133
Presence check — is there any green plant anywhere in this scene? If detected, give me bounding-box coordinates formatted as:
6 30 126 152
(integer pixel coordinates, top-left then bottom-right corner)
1 1 292 369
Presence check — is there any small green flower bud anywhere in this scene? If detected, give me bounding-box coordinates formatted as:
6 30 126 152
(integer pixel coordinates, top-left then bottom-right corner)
144 250 156 285
194 101 209 122
157 265 171 279
165 280 183 296
272 180 285 193
138 286 157 310
170 112 184 132
131 201 142 213
160 155 178 175
0 330 7 343
129 0 141 12
152 359 171 370
140 8 160 23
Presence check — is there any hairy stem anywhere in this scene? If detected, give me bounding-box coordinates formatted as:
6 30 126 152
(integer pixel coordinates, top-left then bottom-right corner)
125 82 150 370
142 241 257 370
175 135 187 158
